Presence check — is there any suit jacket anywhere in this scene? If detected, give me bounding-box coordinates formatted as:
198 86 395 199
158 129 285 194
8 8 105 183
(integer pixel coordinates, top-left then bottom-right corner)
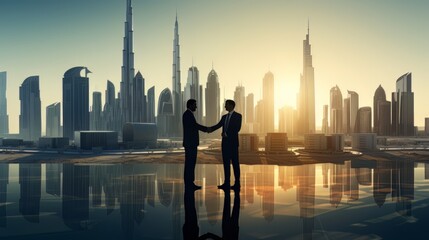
182 109 208 148
211 111 242 147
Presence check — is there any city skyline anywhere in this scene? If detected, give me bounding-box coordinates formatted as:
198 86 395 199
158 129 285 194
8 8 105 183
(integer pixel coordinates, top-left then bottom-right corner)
1 0 429 133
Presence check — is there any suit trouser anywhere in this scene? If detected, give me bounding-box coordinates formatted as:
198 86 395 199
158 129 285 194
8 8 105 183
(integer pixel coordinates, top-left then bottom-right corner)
222 143 240 184
184 147 198 185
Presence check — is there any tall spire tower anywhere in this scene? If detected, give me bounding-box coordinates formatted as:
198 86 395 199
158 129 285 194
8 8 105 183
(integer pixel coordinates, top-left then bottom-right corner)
172 13 182 136
298 21 315 134
120 0 135 125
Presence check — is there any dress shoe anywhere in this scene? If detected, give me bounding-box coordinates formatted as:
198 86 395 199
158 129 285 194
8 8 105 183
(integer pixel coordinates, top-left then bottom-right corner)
217 183 230 189
231 184 241 191
186 184 202 191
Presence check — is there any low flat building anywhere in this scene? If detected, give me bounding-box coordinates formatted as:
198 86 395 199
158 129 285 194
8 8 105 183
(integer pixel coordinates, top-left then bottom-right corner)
38 137 69 149
327 134 344 152
265 132 288 153
123 123 157 149
74 131 118 150
239 133 259 152
0 138 24 147
304 134 327 150
351 133 377 151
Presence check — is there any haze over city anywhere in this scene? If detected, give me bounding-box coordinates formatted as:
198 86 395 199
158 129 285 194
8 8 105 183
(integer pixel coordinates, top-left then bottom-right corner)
1 0 429 133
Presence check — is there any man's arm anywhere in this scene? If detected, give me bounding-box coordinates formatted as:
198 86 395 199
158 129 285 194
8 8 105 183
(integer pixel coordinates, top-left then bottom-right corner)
209 116 224 132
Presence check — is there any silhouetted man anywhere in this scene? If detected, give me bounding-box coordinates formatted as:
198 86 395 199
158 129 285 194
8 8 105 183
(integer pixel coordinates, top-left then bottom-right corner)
183 99 208 190
209 100 242 190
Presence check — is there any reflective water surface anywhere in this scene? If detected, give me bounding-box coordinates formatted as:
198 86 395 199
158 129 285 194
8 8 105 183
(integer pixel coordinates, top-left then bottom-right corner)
1 160 429 239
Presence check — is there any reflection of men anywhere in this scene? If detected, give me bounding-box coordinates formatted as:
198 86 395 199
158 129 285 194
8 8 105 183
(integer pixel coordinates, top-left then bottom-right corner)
222 189 240 240
209 100 242 189
183 189 199 239
183 99 209 190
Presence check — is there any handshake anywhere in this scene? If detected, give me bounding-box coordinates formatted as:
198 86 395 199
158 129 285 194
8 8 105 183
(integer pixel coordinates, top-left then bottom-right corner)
205 127 213 133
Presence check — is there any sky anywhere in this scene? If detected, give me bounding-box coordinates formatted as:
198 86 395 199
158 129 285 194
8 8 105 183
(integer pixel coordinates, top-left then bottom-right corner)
1 0 429 133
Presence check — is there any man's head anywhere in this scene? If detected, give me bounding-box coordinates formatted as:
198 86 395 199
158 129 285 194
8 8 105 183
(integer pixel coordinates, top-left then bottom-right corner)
187 99 197 112
224 99 235 112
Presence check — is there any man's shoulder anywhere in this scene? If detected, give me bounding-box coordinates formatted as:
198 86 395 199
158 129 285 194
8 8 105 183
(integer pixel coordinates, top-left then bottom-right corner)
233 112 242 117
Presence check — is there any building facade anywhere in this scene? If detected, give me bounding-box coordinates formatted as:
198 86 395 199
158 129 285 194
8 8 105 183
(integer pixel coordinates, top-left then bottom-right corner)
373 85 391 136
19 76 41 141
392 72 414 136
263 71 274 134
184 66 203 123
330 85 343 134
0 71 8 136
63 67 90 140
46 102 61 137
355 107 372 133
205 69 220 126
298 24 315 135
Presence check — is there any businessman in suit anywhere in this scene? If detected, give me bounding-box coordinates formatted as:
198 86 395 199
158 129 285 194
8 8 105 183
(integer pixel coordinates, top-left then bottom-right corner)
209 99 242 190
183 99 209 190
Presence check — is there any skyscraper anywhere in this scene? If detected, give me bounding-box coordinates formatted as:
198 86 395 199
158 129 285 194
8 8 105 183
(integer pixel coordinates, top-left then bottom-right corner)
205 69 220 126
147 86 155 123
355 107 372 133
19 76 41 141
46 102 61 137
157 88 174 137
184 66 203 123
0 72 8 136
279 105 297 136
322 105 328 134
63 67 90 140
392 72 414 136
234 85 246 122
343 91 359 134
90 92 102 130
263 71 274 134
172 14 182 137
246 93 254 124
298 23 315 135
133 71 146 122
374 85 391 136
120 0 136 125
103 80 118 131
330 85 343 134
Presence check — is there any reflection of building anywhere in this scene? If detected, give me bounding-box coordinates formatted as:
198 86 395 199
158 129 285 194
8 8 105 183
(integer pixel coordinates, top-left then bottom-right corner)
296 164 315 239
330 164 344 207
392 160 414 216
392 72 414 136
62 164 89 230
46 164 62 196
19 164 41 223
373 161 392 207
19 76 41 141
255 165 274 222
204 165 221 225
0 164 8 227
